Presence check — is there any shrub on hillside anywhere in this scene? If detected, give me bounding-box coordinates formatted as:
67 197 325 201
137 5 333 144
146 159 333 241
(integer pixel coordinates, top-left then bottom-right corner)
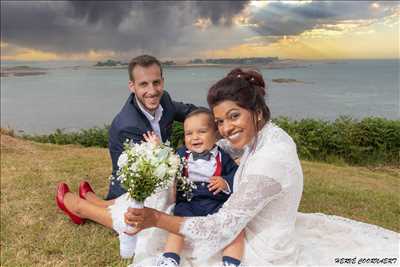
273 116 400 165
22 126 109 148
20 117 400 166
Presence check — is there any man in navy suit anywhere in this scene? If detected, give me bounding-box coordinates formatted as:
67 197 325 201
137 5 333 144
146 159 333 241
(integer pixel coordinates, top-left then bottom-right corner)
106 55 196 199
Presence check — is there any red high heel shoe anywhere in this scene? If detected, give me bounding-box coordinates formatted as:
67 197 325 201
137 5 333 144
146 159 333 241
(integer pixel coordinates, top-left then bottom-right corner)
56 183 85 225
79 181 95 200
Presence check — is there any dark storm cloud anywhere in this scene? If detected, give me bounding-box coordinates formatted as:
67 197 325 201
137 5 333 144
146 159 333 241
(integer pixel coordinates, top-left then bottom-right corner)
1 2 72 52
67 1 248 26
68 1 134 25
249 1 398 36
1 1 250 56
193 1 249 25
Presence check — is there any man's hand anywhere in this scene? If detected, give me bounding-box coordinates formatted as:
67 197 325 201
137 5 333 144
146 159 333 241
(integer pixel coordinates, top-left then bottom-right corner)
143 131 161 145
208 176 228 195
124 207 159 235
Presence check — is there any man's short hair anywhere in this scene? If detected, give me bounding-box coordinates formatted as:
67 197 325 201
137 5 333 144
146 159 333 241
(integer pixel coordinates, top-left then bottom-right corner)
185 107 217 130
128 55 163 81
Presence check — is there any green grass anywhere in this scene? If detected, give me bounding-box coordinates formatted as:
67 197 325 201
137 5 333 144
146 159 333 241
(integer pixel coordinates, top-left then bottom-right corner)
299 161 399 231
1 134 399 266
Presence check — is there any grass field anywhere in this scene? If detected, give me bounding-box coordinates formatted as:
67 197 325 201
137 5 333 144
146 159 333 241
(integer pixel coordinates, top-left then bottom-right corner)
1 134 399 266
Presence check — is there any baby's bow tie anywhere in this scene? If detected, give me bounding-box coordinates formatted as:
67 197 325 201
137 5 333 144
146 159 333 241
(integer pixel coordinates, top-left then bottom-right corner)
192 151 212 161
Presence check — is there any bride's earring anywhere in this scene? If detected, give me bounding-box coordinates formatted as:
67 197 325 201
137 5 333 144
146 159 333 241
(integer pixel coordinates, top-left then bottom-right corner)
257 111 262 121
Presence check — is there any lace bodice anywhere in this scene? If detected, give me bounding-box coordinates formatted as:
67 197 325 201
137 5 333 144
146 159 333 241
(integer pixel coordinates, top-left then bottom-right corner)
180 122 304 264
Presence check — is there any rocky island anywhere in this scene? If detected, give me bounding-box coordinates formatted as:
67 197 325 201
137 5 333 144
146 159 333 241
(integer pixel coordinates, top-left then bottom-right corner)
272 78 310 84
1 66 48 77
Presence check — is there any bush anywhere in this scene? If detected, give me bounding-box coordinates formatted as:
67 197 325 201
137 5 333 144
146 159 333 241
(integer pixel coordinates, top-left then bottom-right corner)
273 116 400 166
20 117 400 166
170 121 184 149
22 126 110 148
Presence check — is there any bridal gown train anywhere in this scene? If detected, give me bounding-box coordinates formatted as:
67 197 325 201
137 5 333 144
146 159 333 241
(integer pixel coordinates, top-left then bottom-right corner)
111 123 399 266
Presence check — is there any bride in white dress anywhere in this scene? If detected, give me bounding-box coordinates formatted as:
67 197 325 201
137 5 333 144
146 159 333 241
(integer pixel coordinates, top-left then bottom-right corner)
124 68 399 266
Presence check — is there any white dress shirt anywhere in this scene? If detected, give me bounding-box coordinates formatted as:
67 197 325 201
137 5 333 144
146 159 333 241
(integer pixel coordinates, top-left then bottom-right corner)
135 96 163 139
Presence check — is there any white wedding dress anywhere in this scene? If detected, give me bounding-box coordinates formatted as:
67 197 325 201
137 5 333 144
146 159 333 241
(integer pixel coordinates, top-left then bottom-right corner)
127 122 399 267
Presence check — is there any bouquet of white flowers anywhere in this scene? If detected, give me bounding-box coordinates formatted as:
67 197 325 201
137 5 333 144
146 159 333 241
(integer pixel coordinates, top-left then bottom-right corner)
115 139 181 258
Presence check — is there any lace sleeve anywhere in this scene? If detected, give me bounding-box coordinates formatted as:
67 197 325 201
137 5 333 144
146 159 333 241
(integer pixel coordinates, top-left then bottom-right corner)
179 174 282 259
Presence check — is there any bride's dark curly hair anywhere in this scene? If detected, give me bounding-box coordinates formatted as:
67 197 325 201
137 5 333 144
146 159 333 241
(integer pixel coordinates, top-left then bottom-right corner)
207 68 270 130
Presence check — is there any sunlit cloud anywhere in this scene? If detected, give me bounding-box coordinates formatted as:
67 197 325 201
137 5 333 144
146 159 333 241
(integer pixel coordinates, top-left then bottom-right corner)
233 15 260 27
0 42 8 48
371 2 380 9
85 50 117 61
203 4 399 61
323 20 376 31
249 1 269 9
243 35 281 45
1 42 117 61
298 19 379 39
203 38 327 60
194 18 212 30
250 0 313 9
232 3 259 27
382 7 400 27
277 1 313 5
2 44 59 61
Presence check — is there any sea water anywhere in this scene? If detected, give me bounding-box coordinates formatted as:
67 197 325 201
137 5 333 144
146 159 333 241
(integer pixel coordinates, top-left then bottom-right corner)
1 59 399 134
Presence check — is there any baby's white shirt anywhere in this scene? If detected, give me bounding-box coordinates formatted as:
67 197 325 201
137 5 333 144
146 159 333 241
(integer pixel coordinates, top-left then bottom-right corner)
186 146 219 183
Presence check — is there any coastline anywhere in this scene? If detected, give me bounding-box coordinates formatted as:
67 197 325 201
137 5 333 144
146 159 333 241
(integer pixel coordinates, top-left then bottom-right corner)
0 59 362 75
91 59 311 70
0 59 312 77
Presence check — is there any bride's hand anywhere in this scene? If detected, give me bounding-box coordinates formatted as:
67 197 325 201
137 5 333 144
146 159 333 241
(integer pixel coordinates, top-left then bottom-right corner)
124 207 159 235
143 131 161 145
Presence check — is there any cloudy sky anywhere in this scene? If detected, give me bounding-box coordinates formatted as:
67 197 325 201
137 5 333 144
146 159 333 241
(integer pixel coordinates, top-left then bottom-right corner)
1 0 399 61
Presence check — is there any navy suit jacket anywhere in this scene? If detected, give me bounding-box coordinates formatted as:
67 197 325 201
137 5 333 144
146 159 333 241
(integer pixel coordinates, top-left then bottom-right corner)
175 145 238 202
106 91 196 199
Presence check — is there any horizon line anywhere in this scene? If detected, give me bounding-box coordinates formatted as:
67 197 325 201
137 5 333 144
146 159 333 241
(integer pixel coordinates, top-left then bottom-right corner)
1 57 400 63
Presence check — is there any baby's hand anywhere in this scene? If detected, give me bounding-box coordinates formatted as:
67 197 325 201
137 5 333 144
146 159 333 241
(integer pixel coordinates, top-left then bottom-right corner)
208 176 228 195
234 157 241 165
143 131 161 145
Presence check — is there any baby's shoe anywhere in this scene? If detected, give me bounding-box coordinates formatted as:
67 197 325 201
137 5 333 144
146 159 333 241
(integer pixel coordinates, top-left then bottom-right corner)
222 256 241 267
156 255 179 267
222 263 241 267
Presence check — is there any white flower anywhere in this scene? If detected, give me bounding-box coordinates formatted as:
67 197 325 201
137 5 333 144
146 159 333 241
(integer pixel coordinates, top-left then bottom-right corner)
117 152 128 168
157 148 169 162
129 162 138 173
154 163 167 179
169 155 179 168
167 168 177 177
